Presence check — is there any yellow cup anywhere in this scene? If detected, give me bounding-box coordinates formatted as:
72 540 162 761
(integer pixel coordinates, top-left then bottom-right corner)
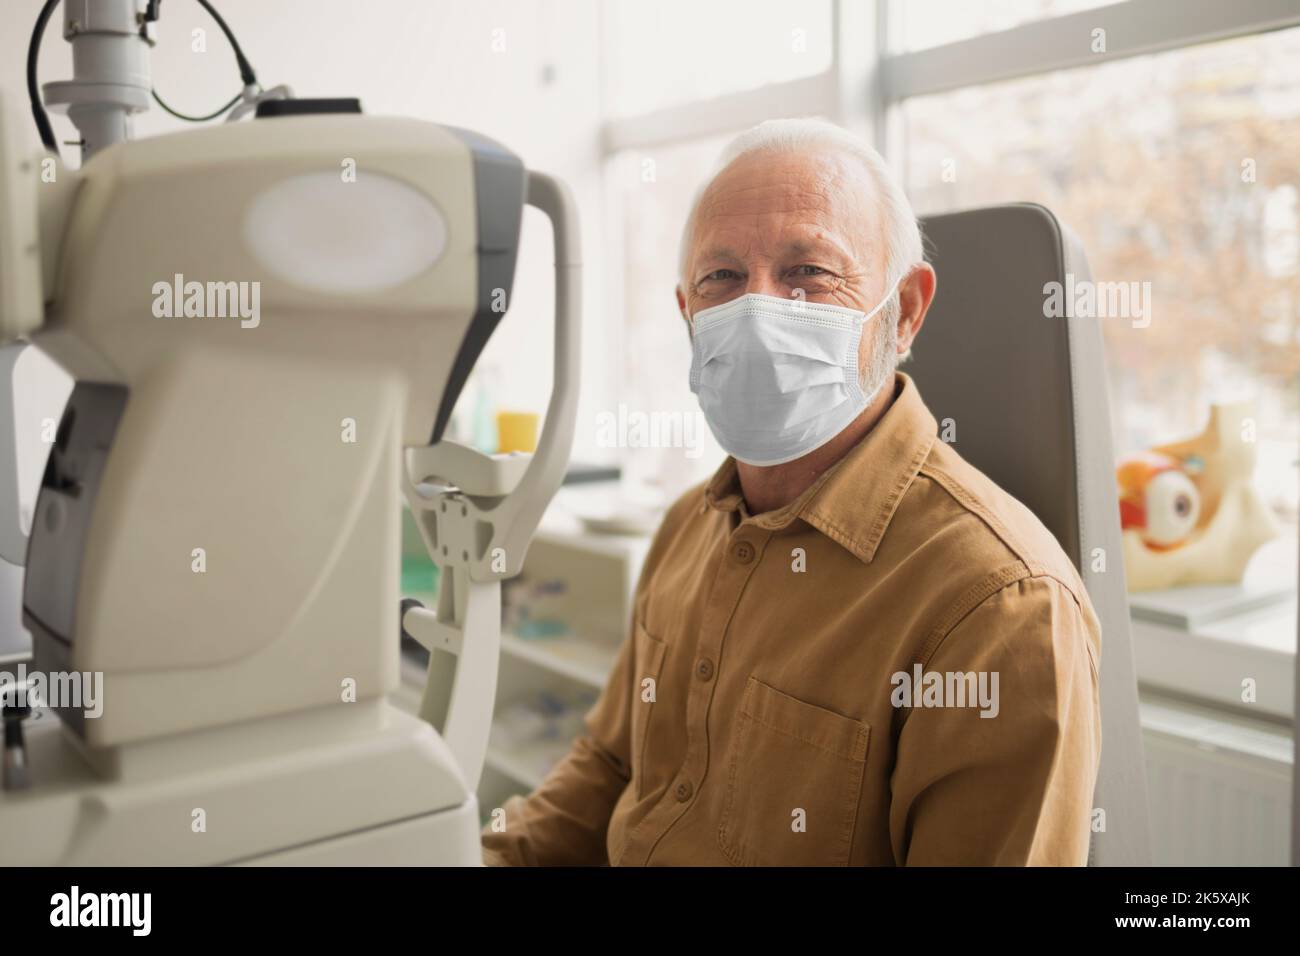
496 411 539 454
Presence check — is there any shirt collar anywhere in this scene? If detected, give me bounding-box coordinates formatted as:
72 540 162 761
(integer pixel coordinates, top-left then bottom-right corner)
703 371 937 563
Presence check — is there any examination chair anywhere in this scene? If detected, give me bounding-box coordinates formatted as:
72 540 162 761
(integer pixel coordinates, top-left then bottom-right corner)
908 204 1151 866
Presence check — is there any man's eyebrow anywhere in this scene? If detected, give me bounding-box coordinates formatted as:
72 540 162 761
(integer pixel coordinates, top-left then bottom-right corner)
692 236 859 275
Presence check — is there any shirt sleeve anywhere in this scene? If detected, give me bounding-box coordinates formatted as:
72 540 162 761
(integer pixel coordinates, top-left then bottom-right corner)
480 486 700 866
480 632 635 866
888 574 1102 866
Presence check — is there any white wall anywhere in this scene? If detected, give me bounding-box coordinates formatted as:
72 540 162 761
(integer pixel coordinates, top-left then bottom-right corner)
2 0 612 460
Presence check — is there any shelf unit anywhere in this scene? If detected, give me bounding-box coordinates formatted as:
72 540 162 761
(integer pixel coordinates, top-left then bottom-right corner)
1130 537 1298 720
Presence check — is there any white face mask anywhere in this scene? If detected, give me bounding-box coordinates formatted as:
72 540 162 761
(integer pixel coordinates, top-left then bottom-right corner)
689 282 900 466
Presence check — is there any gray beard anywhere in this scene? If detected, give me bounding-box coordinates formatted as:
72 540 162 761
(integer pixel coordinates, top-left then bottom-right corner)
858 293 900 398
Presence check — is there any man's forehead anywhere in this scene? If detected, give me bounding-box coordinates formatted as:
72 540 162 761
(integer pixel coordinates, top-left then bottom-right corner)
702 164 834 216
692 151 879 258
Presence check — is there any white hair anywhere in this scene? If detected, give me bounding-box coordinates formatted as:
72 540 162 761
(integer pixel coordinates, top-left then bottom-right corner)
678 117 923 293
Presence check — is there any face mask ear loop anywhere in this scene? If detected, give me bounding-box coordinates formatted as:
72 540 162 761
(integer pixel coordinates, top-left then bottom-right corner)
861 272 907 324
846 272 906 407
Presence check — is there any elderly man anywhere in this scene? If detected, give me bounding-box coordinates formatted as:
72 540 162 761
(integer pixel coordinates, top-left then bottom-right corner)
483 118 1102 866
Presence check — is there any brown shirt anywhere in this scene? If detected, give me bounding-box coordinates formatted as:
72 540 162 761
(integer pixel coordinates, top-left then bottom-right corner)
482 372 1102 866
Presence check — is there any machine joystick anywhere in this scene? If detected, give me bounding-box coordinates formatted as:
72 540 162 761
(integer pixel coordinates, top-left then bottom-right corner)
2 691 32 791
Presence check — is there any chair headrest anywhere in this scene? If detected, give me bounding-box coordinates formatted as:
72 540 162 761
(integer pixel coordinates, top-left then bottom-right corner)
908 203 1090 571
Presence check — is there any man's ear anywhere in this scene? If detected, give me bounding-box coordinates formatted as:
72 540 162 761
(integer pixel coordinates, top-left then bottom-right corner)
896 263 936 357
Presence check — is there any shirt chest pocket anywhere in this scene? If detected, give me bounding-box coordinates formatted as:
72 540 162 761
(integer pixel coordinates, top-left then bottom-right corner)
718 676 870 866
630 618 667 800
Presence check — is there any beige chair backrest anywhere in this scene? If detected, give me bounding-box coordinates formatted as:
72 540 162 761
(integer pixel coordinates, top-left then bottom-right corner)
909 204 1151 865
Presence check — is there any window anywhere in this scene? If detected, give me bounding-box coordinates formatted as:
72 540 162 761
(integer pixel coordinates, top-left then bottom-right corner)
602 0 833 118
608 136 734 492
899 26 1300 528
889 0 1122 52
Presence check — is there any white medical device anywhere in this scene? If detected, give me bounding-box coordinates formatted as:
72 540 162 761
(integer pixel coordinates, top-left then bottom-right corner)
0 0 580 864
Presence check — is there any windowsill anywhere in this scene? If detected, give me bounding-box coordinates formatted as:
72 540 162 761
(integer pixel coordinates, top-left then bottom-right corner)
1130 538 1297 722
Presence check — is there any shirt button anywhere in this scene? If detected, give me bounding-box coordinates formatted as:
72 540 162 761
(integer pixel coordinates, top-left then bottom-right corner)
695 658 714 681
731 540 755 564
675 780 694 802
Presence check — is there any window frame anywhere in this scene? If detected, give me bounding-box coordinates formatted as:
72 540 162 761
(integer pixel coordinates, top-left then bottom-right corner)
600 0 1300 154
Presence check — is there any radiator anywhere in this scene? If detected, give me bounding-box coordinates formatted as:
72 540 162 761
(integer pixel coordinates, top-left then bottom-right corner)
1140 697 1293 866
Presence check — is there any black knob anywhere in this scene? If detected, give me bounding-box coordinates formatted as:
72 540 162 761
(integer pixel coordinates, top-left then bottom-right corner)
2 695 32 791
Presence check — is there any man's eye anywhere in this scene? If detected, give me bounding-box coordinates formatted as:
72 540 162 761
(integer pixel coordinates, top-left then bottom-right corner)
792 265 829 277
702 269 740 282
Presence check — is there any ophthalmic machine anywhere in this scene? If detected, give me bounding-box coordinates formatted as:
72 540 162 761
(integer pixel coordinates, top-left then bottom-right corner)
0 0 580 864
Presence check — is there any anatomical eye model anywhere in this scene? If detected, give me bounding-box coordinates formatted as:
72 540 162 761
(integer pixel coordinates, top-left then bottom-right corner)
1116 401 1278 591
1119 453 1203 550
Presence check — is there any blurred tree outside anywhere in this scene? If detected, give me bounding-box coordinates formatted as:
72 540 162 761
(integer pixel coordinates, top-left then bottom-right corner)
902 26 1300 525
